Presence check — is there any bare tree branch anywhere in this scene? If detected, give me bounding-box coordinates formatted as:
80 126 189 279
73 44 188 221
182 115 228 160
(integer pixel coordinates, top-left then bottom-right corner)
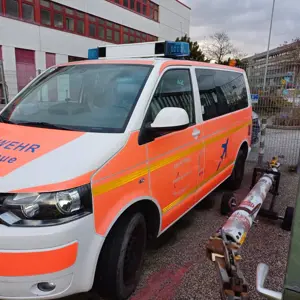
204 32 238 63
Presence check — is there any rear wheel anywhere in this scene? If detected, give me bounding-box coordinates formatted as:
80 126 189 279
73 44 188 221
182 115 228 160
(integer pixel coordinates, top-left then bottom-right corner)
225 149 246 190
220 192 237 216
95 212 147 300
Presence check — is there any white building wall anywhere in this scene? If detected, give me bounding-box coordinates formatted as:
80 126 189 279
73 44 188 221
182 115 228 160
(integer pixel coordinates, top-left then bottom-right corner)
0 0 190 100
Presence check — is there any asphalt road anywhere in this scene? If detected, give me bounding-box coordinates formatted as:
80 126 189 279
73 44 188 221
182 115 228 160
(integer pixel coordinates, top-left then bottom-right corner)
65 161 299 300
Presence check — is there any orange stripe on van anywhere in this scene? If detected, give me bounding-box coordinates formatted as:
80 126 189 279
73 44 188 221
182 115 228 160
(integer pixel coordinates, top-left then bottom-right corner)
11 170 95 193
159 61 245 74
0 242 78 277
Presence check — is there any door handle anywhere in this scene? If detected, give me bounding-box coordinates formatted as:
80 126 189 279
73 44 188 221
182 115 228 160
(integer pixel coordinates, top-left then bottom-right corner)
192 129 201 138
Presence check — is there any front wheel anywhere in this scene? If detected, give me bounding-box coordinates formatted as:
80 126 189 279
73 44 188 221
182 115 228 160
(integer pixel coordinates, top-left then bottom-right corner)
95 212 147 300
225 149 246 190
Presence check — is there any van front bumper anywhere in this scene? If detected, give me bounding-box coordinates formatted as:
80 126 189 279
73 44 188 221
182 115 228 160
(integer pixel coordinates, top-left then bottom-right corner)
0 214 104 299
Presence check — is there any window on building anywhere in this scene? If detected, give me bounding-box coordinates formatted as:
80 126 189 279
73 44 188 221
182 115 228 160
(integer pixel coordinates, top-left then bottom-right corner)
130 0 135 9
40 0 51 25
75 11 85 34
77 19 84 34
88 15 96 37
41 8 50 25
53 3 63 28
6 0 19 18
0 0 2 13
22 0 34 22
107 0 159 21
149 2 159 21
147 69 195 125
123 33 129 43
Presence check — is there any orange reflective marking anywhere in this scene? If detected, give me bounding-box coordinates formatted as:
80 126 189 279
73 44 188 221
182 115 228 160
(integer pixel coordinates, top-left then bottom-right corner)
0 242 78 277
159 60 245 74
0 124 84 177
12 170 95 193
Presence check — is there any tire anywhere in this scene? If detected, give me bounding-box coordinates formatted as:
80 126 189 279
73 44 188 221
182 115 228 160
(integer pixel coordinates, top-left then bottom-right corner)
281 206 294 231
225 149 246 190
220 192 237 216
95 212 147 300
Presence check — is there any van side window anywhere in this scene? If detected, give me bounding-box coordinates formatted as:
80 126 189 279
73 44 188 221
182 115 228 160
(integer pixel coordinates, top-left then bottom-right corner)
196 69 248 121
214 70 248 112
147 69 195 125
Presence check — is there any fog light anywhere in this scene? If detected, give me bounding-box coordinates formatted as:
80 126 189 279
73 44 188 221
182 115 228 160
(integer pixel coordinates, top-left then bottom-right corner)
37 282 56 292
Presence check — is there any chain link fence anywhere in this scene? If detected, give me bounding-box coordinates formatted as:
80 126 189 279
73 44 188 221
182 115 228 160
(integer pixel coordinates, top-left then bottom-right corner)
243 58 300 167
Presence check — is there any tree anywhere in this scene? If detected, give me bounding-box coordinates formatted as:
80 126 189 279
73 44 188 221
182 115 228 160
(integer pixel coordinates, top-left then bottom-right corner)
204 32 237 64
175 34 206 61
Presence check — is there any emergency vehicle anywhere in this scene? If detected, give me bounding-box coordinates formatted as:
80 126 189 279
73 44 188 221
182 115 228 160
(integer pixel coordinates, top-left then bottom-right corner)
0 41 252 300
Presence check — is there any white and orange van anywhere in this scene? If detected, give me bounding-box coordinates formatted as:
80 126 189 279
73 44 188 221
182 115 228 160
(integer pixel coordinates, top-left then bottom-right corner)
0 41 252 300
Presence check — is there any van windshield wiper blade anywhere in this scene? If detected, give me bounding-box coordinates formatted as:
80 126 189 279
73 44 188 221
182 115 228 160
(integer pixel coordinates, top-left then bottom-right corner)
15 121 74 131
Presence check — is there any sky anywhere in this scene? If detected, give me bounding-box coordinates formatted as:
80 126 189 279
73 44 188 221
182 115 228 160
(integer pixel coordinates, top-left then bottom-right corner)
183 0 300 57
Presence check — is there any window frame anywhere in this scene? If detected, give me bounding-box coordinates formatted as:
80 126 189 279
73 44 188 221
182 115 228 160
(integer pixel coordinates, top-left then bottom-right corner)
5 0 20 19
143 67 196 130
21 0 34 22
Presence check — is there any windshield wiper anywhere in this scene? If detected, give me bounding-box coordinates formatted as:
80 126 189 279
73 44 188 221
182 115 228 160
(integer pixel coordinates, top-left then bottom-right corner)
0 115 16 124
15 121 74 131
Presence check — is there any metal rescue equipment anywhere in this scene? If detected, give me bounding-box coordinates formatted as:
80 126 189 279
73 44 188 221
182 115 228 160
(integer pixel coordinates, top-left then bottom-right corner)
206 157 294 300
88 41 190 60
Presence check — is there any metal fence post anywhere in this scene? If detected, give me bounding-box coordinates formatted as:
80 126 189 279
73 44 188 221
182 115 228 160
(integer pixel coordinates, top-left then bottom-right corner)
258 118 267 166
297 149 300 174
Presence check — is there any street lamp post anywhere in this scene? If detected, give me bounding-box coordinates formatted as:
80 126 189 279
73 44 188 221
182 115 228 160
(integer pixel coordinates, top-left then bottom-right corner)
263 0 276 92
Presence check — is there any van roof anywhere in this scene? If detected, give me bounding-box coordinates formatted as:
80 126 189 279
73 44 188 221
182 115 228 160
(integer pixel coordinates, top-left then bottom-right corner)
56 58 245 73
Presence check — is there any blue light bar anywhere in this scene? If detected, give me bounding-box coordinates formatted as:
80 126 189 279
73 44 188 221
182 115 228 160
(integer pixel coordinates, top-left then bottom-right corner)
164 41 190 57
88 48 99 60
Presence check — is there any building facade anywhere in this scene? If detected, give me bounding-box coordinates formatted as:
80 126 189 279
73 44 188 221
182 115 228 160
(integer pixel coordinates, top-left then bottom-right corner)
0 0 191 101
242 40 300 93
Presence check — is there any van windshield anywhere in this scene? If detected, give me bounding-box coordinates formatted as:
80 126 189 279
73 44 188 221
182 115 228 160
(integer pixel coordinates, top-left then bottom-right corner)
0 64 152 133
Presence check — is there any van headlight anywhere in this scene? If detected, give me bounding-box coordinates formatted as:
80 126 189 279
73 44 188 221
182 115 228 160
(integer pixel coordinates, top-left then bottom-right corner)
0 184 92 226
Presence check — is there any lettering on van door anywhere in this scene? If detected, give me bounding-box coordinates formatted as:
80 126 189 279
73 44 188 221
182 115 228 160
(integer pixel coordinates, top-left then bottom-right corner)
172 157 192 197
217 138 229 171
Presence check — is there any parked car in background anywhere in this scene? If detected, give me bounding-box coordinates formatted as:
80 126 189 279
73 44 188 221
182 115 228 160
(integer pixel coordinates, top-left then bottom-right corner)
252 111 261 145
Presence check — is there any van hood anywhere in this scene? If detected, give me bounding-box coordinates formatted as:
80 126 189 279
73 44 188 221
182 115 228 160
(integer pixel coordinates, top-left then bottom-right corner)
0 124 128 193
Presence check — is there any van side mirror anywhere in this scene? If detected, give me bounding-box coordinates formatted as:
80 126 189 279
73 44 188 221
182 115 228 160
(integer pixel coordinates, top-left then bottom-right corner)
138 107 190 145
256 263 282 300
149 107 189 133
